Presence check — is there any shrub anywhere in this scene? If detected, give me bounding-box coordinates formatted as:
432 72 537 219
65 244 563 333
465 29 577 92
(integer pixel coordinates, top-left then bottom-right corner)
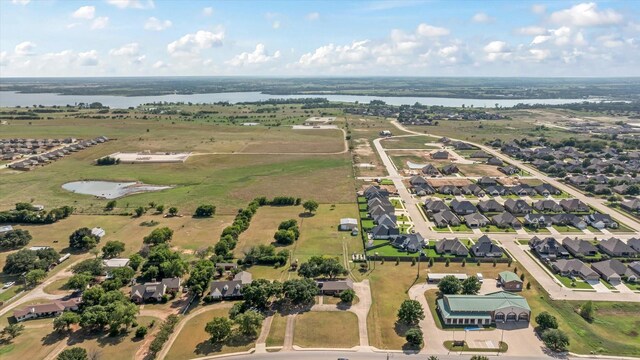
405 327 423 348
135 326 148 338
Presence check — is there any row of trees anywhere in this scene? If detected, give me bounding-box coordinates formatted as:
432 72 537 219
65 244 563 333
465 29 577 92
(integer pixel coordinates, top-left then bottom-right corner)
0 229 32 249
297 256 347 279
437 275 482 295
0 205 73 224
206 309 264 343
535 311 570 352
3 247 59 274
96 156 120 165
397 299 426 348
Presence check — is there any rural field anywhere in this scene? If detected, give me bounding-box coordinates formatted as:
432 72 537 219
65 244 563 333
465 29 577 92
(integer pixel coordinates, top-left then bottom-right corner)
294 311 359 348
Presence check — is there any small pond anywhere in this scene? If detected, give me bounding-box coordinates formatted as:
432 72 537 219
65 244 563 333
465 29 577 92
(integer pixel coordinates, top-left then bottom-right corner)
62 181 172 199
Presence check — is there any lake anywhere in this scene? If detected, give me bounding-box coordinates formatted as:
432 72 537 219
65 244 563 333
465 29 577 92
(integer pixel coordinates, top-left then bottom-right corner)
62 180 172 199
0 91 598 108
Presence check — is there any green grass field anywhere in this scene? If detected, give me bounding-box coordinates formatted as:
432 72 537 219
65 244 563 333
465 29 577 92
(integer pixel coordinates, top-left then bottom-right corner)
294 311 359 348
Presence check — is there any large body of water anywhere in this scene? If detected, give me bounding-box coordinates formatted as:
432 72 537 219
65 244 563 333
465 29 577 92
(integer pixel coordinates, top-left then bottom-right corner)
0 91 597 108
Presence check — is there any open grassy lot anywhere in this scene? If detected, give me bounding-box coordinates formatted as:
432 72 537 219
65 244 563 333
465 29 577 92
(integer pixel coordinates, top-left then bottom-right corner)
0 116 353 214
266 312 287 347
236 203 360 267
381 135 440 149
457 163 504 177
294 311 359 348
165 305 255 360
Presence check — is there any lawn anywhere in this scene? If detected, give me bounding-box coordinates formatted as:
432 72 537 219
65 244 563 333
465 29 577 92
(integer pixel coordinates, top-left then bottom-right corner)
294 311 359 348
165 305 255 360
444 340 508 352
380 135 440 149
266 312 287 347
554 274 593 289
481 225 516 233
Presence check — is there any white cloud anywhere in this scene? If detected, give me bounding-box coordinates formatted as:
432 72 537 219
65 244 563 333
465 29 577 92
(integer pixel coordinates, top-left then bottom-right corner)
106 0 155 9
152 60 167 68
472 12 493 23
531 35 550 45
597 35 625 48
528 48 550 61
109 43 140 57
133 55 146 64
416 23 449 37
483 40 511 61
91 17 109 30
67 23 81 29
14 41 36 56
531 4 546 14
145 17 172 31
227 44 281 66
202 7 214 17
516 26 547 36
297 40 371 68
0 51 9 66
549 2 623 27
11 0 30 5
167 29 225 55
272 21 281 29
72 6 95 20
78 50 99 66
306 12 320 21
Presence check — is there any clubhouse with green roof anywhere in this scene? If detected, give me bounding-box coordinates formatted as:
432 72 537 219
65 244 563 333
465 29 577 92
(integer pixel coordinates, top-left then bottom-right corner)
436 291 531 326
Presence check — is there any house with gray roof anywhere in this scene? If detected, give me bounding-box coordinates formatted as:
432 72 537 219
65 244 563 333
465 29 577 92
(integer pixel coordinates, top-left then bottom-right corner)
629 238 640 253
598 238 637 257
431 150 450 159
208 271 253 300
424 199 449 213
534 183 562 196
435 238 469 257
131 277 181 303
504 198 533 215
432 210 460 228
551 259 600 282
585 214 618 229
629 261 640 277
533 199 562 213
460 184 485 197
562 238 598 257
316 279 354 296
471 235 503 258
422 164 440 176
552 213 587 230
491 212 521 228
441 163 459 175
523 213 553 228
560 199 591 213
391 233 425 253
449 199 477 215
437 291 530 326
463 213 489 228
529 236 569 260
591 259 637 283
484 185 506 196
621 198 640 213
477 199 504 213
370 224 400 239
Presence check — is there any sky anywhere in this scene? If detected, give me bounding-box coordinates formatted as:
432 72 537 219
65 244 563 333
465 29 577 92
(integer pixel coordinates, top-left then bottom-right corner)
0 0 639 77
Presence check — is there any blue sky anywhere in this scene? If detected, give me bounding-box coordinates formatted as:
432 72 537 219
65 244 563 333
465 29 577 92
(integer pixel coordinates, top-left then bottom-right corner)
1 0 639 77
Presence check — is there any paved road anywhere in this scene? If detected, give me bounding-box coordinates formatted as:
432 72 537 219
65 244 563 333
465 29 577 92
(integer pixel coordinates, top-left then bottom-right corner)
195 351 558 360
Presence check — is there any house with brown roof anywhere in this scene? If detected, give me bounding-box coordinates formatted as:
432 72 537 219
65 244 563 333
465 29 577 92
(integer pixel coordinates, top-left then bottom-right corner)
316 279 354 296
130 277 181 303
13 298 81 322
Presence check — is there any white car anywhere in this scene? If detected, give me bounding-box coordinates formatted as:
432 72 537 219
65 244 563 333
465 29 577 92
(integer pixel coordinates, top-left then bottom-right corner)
2 282 15 289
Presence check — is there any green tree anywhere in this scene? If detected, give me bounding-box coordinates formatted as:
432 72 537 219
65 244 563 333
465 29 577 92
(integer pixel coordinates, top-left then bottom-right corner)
194 204 216 217
155 204 165 214
297 256 347 279
129 253 144 270
69 227 100 250
135 326 148 338
405 327 423 348
25 269 46 287
579 300 594 321
105 200 117 211
241 279 281 309
541 328 570 352
53 312 81 332
339 289 355 303
470 356 490 360
168 207 178 216
72 258 104 276
282 278 318 305
437 275 461 295
102 240 125 258
273 229 296 245
134 206 146 217
205 317 232 343
1 323 24 339
143 227 174 245
302 200 319 214
57 347 88 360
461 276 481 295
234 310 264 336
535 311 558 332
186 260 215 295
3 248 58 274
0 229 32 249
397 299 425 325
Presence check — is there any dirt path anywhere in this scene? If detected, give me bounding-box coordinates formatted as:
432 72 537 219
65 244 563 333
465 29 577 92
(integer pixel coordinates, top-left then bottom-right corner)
282 314 296 351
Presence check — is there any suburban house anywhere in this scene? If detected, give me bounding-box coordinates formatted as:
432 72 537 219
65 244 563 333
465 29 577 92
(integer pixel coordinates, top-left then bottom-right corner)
487 157 504 166
431 150 450 159
629 261 640 277
477 200 504 213
508 185 535 198
491 212 521 228
471 235 503 258
529 236 570 260
215 262 238 271
551 259 600 282
424 199 449 213
498 271 523 292
422 164 440 176
620 198 640 213
562 238 598 257
449 200 477 215
460 184 485 197
524 213 554 228
484 185 506 196
436 291 530 326
591 259 637 283
370 224 400 239
584 214 618 229
435 238 469 257
629 238 640 252
452 141 474 150
390 233 425 253
477 177 497 187
534 184 561 196
316 279 354 296
598 238 638 257
131 277 182 303
551 214 587 230
441 163 459 175
499 166 520 176
504 199 533 215
464 213 489 228
533 199 563 213
470 150 491 159
339 218 358 231
439 185 461 195
560 199 590 213
208 271 253 300
13 298 81 322
413 183 436 196
432 210 461 228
